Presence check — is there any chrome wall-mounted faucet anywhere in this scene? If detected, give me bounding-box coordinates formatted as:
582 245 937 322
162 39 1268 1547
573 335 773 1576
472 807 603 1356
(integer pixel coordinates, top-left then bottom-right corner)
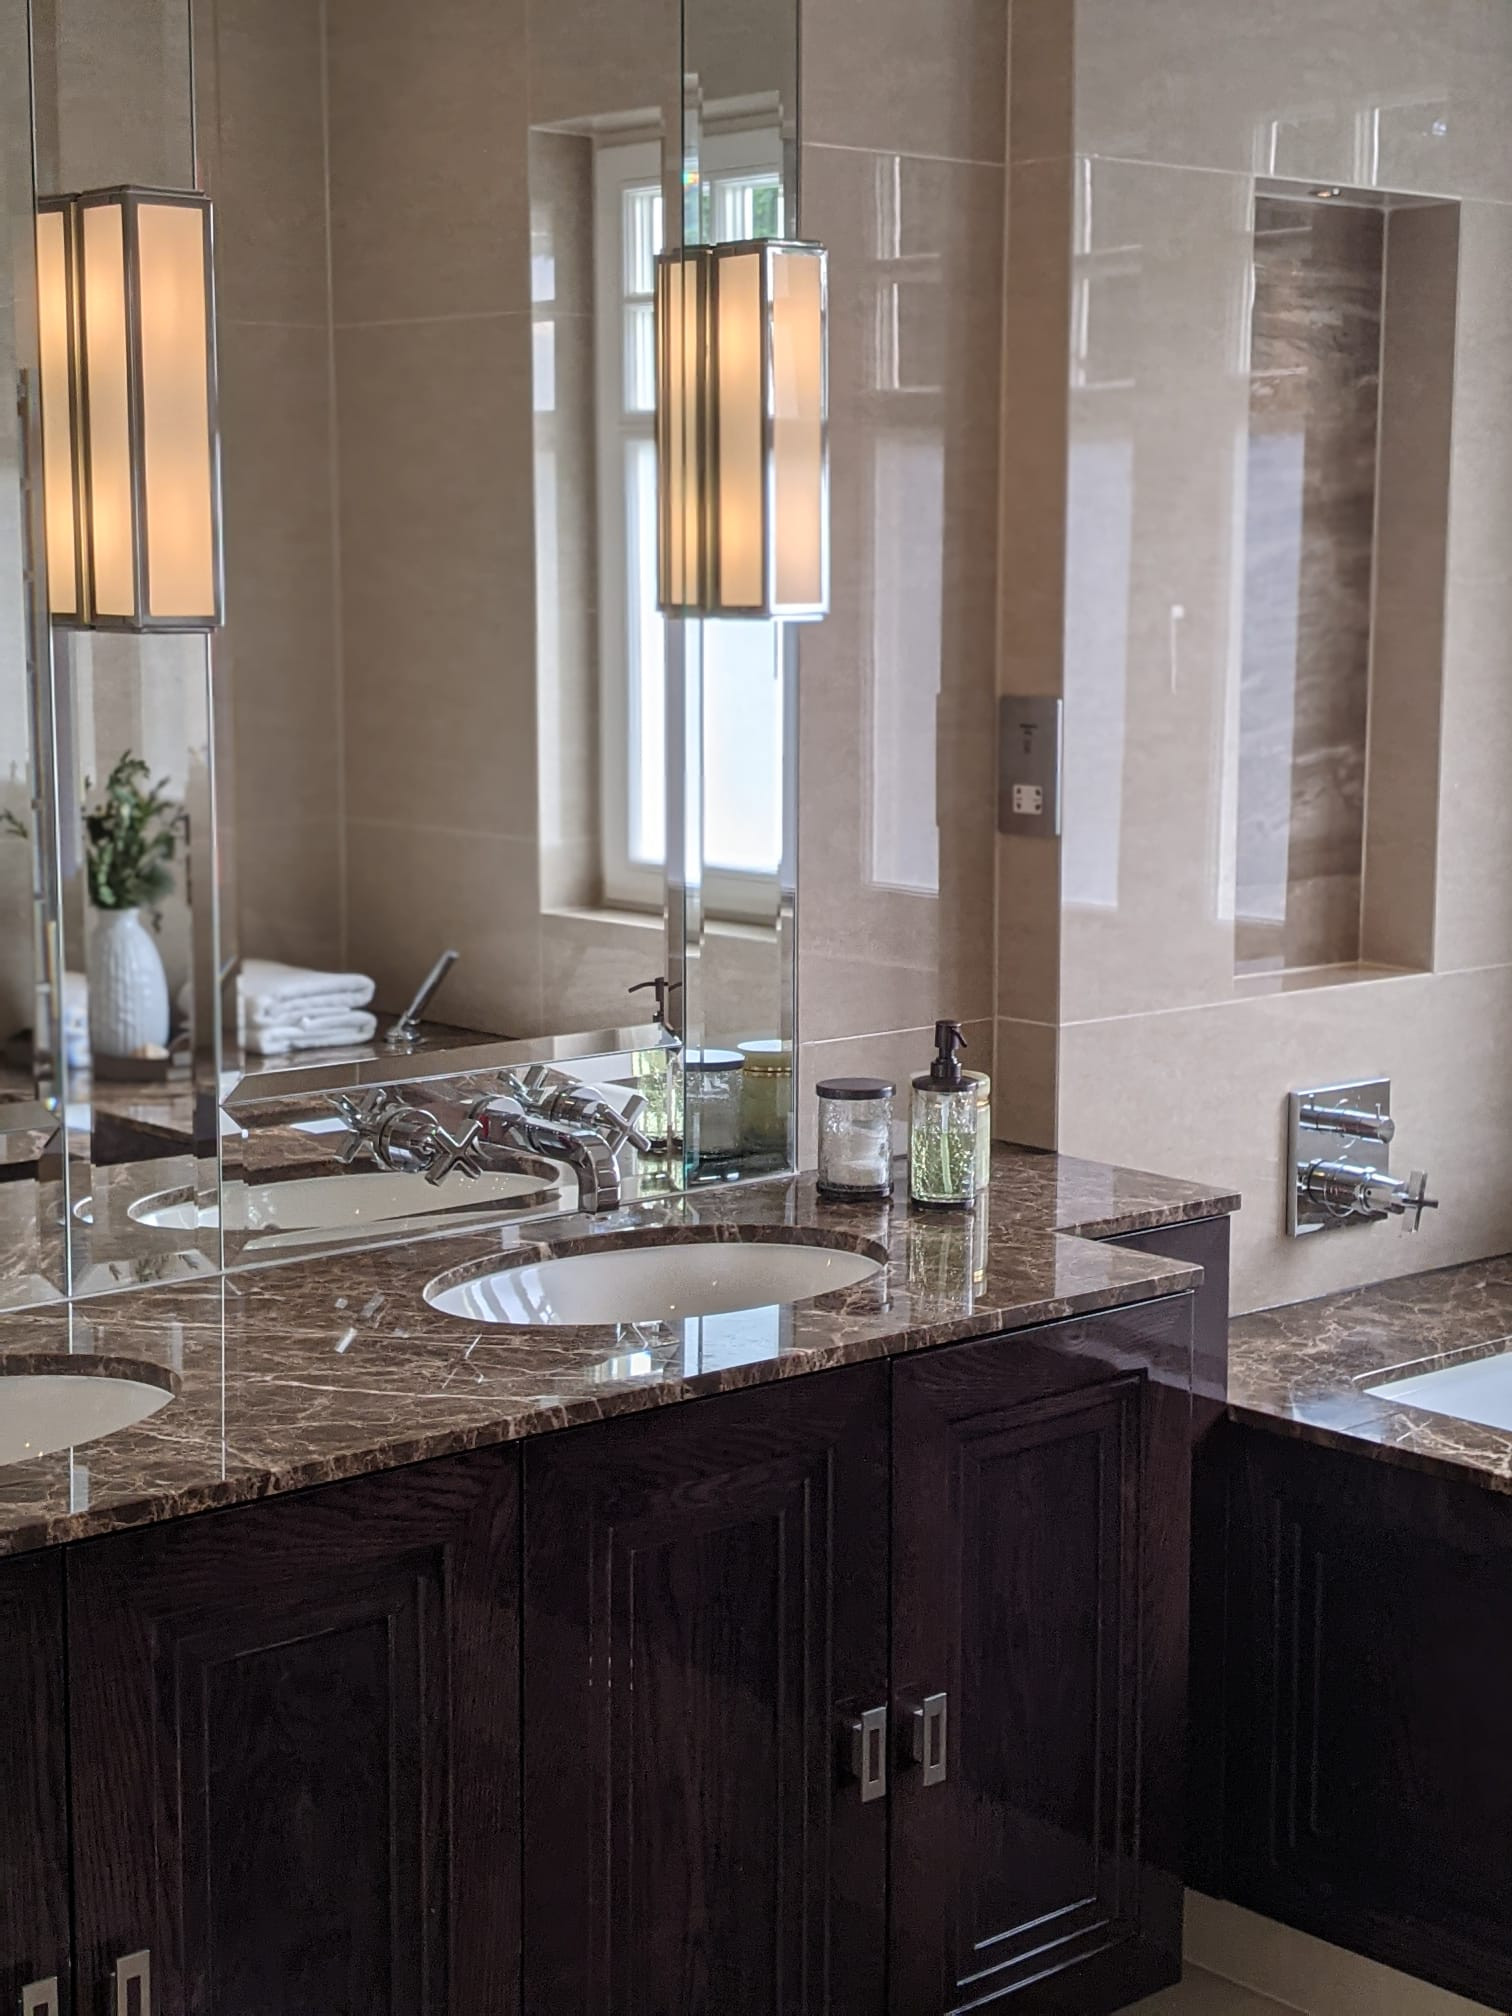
470 1066 653 1213
1287 1077 1439 1236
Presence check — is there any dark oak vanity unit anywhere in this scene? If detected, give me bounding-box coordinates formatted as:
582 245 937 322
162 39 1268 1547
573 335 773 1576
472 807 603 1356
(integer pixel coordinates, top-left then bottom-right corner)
1197 1259 1512 2016
0 1153 1236 2016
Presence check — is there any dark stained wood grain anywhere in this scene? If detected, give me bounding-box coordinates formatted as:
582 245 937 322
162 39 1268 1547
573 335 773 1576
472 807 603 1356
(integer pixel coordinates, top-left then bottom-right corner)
66 1448 521 2016
1108 1215 1232 1894
889 1300 1191 2013
1220 1424 1512 2013
0 1551 70 2016
522 1363 890 2016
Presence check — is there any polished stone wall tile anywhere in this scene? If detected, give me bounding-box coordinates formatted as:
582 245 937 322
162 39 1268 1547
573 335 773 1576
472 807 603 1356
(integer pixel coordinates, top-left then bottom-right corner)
326 0 528 326
802 0 1007 162
1059 966 1512 1315
1070 0 1512 206
796 144 1003 1050
1234 196 1383 976
336 314 539 842
1360 201 1457 972
1057 159 1253 1023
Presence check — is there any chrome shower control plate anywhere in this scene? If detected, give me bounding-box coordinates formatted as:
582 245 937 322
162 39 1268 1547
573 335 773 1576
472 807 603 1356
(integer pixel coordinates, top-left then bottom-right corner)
1287 1077 1393 1237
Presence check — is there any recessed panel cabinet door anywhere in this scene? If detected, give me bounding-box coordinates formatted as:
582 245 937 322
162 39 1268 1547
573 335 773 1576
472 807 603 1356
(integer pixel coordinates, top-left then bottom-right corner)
890 1304 1190 2014
67 1451 521 2016
0 1552 71 2016
522 1363 890 2016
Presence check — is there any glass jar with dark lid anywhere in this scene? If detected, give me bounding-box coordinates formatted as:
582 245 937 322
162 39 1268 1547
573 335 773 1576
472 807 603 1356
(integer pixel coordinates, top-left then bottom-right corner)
815 1076 896 1199
683 1046 746 1158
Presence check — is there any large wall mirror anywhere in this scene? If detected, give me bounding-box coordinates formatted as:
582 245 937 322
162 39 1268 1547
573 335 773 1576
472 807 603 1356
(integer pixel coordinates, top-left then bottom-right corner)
0 0 804 1299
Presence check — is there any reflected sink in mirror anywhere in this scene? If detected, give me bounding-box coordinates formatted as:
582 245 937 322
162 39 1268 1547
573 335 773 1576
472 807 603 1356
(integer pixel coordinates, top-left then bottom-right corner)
79 1163 563 1247
426 1234 885 1328
0 1362 175 1465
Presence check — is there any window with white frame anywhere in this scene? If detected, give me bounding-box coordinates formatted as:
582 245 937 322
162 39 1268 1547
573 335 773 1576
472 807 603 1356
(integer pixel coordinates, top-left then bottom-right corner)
594 131 787 921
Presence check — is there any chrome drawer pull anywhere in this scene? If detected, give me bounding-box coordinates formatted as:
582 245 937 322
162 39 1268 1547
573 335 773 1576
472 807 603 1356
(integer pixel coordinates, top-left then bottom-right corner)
21 1980 59 2016
908 1690 948 1787
114 1950 151 2016
844 1704 889 1802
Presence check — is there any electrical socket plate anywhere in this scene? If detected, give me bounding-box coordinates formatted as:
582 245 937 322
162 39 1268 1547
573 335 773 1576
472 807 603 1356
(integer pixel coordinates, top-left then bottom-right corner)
998 696 1062 837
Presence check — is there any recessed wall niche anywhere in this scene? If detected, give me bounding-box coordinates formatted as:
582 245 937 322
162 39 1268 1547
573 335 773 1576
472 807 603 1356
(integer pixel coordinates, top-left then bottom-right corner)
1234 183 1458 982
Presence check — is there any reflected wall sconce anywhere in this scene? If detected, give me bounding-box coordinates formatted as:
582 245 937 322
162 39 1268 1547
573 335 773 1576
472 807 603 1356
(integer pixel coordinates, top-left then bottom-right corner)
655 238 828 621
36 187 224 632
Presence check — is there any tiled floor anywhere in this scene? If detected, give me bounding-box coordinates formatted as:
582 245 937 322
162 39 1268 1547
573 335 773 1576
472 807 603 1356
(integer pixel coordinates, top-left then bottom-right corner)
1129 1970 1300 2014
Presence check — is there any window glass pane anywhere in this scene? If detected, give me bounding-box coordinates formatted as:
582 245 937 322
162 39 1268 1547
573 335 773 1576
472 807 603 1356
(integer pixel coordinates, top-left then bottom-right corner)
626 437 666 865
623 300 656 413
622 183 663 297
709 172 783 246
703 620 783 875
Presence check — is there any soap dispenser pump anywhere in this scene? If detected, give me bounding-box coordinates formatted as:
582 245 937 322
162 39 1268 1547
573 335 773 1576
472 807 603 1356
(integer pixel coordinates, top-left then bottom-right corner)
910 1019 979 1207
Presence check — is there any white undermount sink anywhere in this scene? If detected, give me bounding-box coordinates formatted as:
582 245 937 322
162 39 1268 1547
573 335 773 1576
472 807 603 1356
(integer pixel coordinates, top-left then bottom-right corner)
425 1236 884 1327
0 1367 173 1465
78 1165 560 1240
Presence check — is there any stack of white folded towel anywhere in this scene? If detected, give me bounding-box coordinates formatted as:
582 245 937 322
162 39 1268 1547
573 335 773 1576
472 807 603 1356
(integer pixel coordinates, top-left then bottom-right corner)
239 959 377 1056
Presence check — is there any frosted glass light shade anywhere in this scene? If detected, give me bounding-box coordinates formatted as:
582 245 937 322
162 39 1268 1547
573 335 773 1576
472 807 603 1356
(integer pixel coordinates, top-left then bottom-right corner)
35 187 223 632
655 238 828 621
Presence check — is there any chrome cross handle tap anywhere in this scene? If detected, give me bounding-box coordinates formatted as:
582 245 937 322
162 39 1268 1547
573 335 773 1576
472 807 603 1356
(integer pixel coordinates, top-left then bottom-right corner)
328 1086 483 1186
471 1069 652 1212
1299 1159 1439 1230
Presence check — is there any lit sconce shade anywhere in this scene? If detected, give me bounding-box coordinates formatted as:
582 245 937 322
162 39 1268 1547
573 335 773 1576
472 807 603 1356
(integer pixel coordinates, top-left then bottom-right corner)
655 238 828 621
35 188 223 632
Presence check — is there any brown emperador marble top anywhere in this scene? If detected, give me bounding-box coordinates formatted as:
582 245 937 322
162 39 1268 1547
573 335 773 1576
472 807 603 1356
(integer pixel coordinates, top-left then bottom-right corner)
0 1146 1239 1556
1230 1253 1512 1494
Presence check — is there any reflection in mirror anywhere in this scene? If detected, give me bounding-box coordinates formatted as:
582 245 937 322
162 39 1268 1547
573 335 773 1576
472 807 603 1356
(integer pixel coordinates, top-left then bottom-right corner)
30 0 221 1297
0 0 67 1307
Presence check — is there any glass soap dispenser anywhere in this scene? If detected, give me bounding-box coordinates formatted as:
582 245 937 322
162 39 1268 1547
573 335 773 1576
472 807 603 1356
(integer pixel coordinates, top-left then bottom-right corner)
910 1020 980 1208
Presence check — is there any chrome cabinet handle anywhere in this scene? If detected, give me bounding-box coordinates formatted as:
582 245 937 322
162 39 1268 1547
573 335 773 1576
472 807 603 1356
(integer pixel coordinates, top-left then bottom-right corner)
21 1980 59 2016
905 1691 948 1787
114 1950 151 2016
843 1705 889 1803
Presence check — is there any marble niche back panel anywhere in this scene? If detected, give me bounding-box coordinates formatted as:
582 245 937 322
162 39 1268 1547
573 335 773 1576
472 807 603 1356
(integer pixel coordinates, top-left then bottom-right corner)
1235 193 1384 977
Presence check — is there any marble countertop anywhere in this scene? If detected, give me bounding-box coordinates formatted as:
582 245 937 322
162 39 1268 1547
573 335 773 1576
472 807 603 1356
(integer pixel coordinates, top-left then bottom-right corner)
1230 1253 1512 1493
0 1146 1238 1555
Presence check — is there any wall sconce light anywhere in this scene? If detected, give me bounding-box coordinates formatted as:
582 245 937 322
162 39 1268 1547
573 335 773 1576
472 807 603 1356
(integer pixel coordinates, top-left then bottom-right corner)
655 238 828 621
35 187 224 633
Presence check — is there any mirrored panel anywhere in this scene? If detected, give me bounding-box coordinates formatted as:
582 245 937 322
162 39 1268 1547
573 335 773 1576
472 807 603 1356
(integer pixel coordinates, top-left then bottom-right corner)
0 0 68 1307
15 0 805 1291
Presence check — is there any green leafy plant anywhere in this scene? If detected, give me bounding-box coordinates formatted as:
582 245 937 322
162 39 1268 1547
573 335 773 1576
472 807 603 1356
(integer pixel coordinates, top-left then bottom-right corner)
84 753 183 922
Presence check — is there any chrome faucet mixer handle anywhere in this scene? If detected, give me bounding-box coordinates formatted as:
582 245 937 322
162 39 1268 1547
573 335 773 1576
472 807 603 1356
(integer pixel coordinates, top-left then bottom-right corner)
1404 1170 1440 1232
421 1117 484 1186
328 1087 396 1167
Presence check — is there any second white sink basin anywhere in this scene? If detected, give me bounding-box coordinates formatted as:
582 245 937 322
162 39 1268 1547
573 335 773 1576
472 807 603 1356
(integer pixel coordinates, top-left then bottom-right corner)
0 1367 174 1465
426 1236 884 1327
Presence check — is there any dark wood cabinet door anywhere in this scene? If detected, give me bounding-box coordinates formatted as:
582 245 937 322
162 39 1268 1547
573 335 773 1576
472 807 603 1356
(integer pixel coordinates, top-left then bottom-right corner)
1222 1427 1512 2010
0 1552 71 2016
67 1449 520 2016
522 1362 890 2016
890 1302 1191 2014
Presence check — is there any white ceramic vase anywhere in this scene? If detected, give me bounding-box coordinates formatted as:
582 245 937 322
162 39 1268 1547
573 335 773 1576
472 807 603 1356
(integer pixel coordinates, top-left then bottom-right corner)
89 906 170 1058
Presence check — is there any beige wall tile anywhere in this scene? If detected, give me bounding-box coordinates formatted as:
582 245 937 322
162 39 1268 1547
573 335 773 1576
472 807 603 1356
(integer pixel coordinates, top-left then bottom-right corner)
237 815 344 971
1360 201 1455 972
1433 202 1512 973
327 0 529 325
993 1016 1058 1149
337 313 538 840
1059 967 1512 1315
1058 160 1252 1022
217 321 341 828
196 0 330 326
802 0 1006 162
345 819 543 1035
1009 0 1075 165
526 0 678 134
797 145 1002 1047
996 838 1060 1025
1071 0 1512 204
31 0 193 190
